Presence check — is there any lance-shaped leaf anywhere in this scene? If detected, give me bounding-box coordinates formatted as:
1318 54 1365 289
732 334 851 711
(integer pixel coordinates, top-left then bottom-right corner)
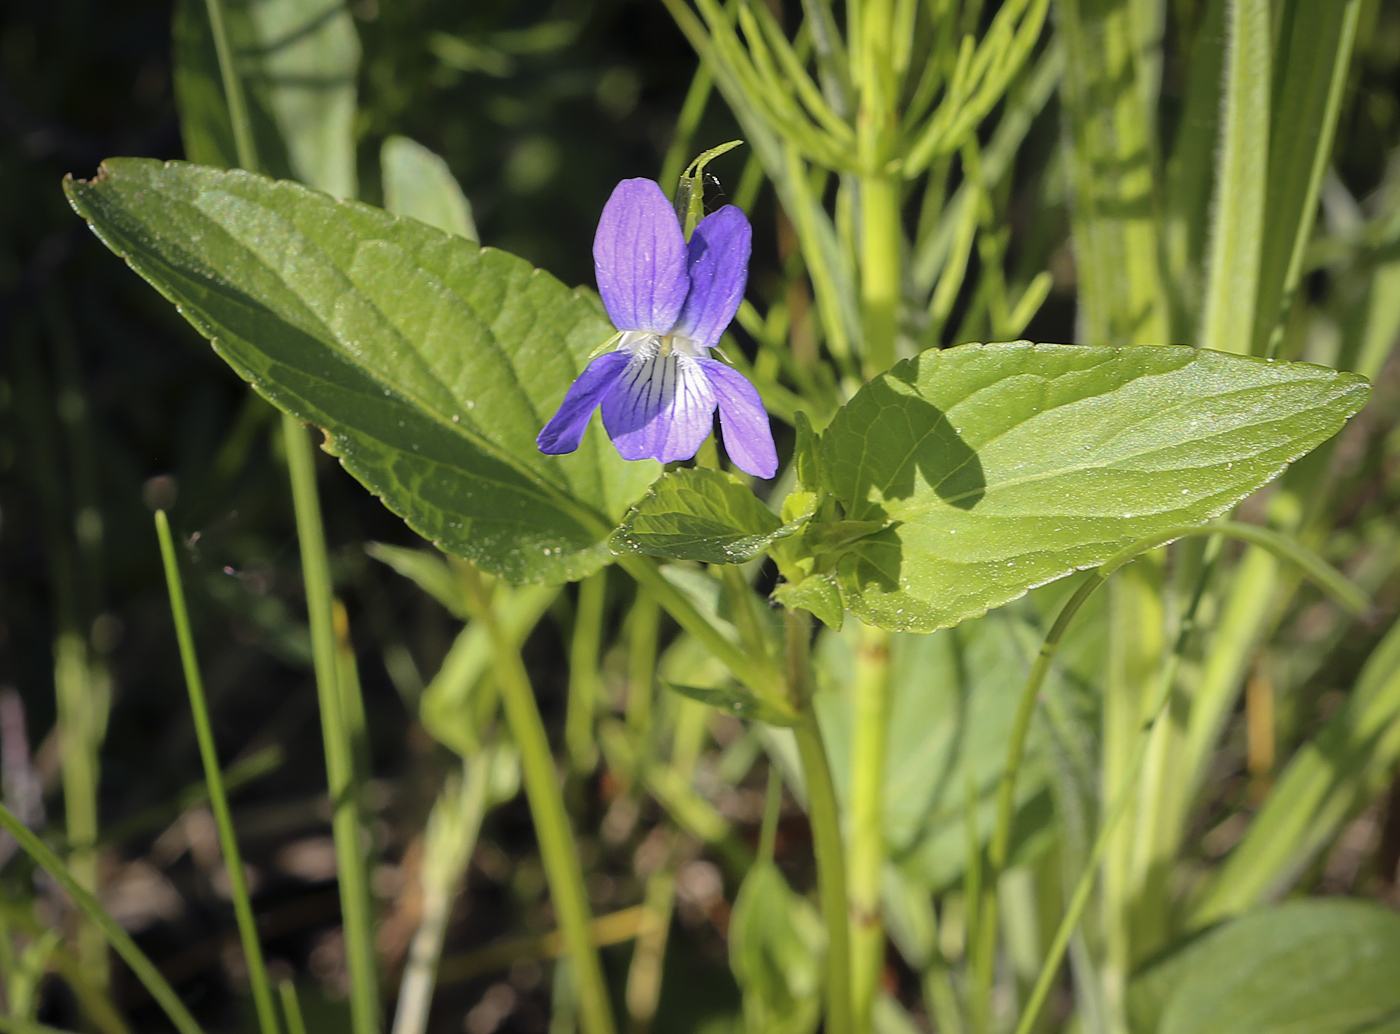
66 159 659 583
381 135 478 242
612 466 789 565
821 341 1368 632
173 0 361 197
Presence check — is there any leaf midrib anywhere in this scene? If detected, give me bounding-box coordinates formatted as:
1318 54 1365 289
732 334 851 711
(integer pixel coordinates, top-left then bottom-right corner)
75 162 616 541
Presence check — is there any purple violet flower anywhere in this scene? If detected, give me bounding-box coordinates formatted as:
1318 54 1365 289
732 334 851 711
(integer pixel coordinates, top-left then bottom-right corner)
536 178 778 479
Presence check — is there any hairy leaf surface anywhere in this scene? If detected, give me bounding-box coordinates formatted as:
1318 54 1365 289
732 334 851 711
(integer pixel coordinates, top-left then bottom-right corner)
821 341 1368 632
66 159 658 582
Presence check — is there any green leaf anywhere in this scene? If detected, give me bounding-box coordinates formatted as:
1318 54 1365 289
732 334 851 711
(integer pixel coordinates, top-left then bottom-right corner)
1132 899 1400 1034
820 342 1369 632
1198 0 1270 356
1250 0 1362 355
729 862 824 1034
772 575 844 630
381 135 478 242
611 467 787 565
172 0 360 197
663 682 796 726
365 542 468 618
65 160 658 582
811 607 1056 889
1191 610 1400 925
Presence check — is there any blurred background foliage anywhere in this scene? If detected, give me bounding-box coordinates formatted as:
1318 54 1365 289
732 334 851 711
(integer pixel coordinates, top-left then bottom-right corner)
4 1 1400 1032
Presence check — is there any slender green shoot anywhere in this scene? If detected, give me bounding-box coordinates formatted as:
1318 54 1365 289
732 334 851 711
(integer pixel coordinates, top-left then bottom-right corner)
279 981 309 1034
283 417 381 1034
980 520 1369 1024
785 609 853 1034
0 804 207 1034
462 566 618 1034
155 510 280 1034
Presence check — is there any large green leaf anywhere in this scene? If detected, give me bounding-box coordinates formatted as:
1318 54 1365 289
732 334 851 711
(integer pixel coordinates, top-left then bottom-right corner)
65 159 659 582
1131 899 1400 1034
612 467 787 565
172 0 361 197
820 341 1368 632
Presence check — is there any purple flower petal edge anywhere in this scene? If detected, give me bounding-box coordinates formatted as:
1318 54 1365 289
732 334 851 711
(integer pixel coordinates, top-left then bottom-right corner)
699 358 778 479
672 205 752 349
592 179 689 334
536 350 631 455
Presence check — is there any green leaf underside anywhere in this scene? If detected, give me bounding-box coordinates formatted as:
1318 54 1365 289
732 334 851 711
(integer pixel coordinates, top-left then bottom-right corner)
1133 899 1400 1034
612 467 786 565
65 159 658 583
822 342 1368 632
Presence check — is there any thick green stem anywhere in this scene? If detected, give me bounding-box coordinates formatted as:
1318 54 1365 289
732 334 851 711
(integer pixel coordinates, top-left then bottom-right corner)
859 173 901 377
786 610 854 1034
156 512 280 1034
847 624 891 1033
463 569 618 1034
283 417 381 1034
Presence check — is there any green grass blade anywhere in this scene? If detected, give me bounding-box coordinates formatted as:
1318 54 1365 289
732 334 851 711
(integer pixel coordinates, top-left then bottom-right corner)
1056 0 1168 346
155 511 280 1034
1197 0 1271 355
0 805 206 1034
1251 0 1362 356
1190 610 1400 924
282 416 381 1034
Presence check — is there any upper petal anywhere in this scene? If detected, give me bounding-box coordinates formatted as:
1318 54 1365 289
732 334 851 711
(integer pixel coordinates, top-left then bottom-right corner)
536 350 631 455
593 179 689 334
672 205 752 349
698 358 778 479
601 353 716 463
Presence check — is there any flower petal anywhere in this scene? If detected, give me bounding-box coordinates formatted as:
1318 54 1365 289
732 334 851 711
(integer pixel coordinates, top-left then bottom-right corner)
536 350 631 455
593 179 689 334
699 358 778 478
601 353 716 463
673 205 752 349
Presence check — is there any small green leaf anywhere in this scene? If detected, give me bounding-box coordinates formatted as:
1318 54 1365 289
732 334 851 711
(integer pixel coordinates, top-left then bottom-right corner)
65 160 658 583
1132 899 1400 1034
772 575 845 630
820 341 1369 632
365 542 468 618
729 862 824 1034
381 136 478 242
612 467 787 565
663 682 797 726
172 0 360 197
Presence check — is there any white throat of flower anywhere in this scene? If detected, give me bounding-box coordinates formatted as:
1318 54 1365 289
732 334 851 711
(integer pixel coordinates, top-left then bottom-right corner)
618 328 706 360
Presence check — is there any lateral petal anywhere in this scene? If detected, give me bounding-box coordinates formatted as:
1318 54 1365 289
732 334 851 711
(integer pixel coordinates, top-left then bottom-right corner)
593 179 689 334
601 353 717 463
673 205 752 349
536 350 631 455
699 358 778 479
